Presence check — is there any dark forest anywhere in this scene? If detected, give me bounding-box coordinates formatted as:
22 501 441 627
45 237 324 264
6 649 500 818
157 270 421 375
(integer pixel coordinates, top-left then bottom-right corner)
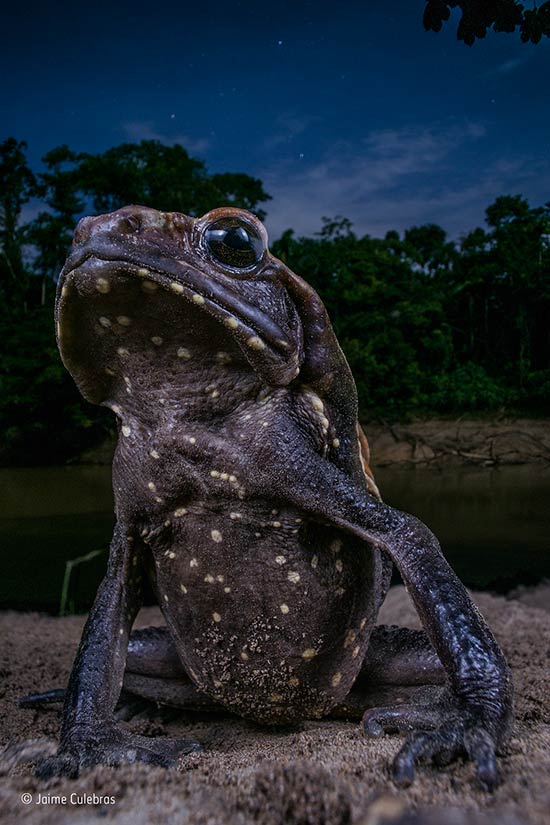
1 136 549 465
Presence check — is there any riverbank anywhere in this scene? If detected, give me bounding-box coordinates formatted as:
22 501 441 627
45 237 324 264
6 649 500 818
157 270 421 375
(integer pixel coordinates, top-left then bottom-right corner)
75 418 550 469
1 584 549 825
365 418 550 468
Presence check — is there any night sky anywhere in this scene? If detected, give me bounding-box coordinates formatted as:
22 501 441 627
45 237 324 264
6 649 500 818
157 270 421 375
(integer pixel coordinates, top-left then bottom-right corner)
2 0 549 241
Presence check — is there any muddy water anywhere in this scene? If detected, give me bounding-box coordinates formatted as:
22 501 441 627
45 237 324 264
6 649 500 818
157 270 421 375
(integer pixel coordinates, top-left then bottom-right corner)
1 464 548 612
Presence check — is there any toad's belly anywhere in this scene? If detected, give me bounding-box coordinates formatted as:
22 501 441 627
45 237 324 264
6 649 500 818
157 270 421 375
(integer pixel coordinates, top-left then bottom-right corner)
149 506 381 723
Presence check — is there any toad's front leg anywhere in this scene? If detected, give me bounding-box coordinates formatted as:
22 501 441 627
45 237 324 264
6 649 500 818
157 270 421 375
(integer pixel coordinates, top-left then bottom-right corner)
266 448 514 790
37 525 200 778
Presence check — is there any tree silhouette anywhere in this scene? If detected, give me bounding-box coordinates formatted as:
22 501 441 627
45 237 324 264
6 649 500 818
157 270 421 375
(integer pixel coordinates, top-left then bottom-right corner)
424 0 550 44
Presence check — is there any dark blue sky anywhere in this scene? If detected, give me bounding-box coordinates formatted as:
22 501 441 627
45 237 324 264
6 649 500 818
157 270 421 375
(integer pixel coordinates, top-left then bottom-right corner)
2 0 549 241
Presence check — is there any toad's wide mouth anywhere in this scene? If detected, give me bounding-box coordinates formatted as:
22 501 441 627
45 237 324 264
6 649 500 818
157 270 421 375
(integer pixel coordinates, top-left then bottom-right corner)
56 253 303 403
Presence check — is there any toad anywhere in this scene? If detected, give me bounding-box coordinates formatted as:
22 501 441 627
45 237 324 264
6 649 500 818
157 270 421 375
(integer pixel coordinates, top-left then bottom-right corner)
34 206 513 786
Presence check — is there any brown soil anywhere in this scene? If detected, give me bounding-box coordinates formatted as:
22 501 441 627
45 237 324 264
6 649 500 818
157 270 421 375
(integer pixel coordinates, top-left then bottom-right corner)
1 585 549 825
366 418 550 468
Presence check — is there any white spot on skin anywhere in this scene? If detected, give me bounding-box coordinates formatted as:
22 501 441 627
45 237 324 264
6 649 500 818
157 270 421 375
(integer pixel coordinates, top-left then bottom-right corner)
142 280 159 293
229 475 237 483
230 512 242 520
333 438 340 448
98 316 112 328
170 281 184 294
147 482 157 492
344 629 356 648
137 268 150 277
204 574 215 583
302 648 317 660
122 425 131 437
117 347 129 357
309 394 324 412
272 521 281 528
311 555 318 569
211 529 223 543
164 595 169 602
360 618 367 629
240 651 249 661
211 390 220 399
105 366 116 376
150 449 160 459
180 583 188 594
151 336 163 346
247 336 265 351
352 645 361 658
275 556 286 565
192 293 205 305
168 552 176 559
210 470 220 478
177 347 191 359
220 472 228 480
331 672 342 687
224 317 239 329
215 351 232 364
335 559 344 573
280 603 289 614
174 507 187 517
189 437 196 444
190 558 198 567
212 612 221 623
320 416 330 429
117 315 131 326
224 586 231 593
111 405 122 415
96 278 110 293
287 571 300 583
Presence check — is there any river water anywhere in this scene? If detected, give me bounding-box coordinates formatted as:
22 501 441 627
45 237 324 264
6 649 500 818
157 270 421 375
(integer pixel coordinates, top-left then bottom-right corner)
1 464 548 612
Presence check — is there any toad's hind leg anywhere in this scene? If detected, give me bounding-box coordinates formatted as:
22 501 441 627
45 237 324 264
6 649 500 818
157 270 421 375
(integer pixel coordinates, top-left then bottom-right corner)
332 625 448 725
124 626 225 713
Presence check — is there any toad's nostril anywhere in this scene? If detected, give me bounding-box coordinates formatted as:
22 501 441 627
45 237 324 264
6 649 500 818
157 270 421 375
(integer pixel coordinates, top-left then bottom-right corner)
118 214 142 234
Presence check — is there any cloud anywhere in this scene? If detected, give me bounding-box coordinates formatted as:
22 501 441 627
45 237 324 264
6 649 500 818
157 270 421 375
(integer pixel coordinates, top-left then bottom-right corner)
121 121 210 155
488 55 530 77
262 111 322 150
258 119 547 241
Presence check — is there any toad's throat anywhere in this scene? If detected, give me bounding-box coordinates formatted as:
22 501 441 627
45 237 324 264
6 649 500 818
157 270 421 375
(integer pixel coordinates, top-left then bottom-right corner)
58 254 296 357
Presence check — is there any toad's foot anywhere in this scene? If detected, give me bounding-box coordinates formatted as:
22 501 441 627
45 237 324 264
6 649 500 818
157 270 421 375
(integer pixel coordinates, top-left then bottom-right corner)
36 723 201 778
362 688 509 791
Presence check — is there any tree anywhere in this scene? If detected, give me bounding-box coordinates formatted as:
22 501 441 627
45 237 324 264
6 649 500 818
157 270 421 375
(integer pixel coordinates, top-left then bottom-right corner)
424 0 550 45
26 145 85 302
0 138 35 313
76 140 270 219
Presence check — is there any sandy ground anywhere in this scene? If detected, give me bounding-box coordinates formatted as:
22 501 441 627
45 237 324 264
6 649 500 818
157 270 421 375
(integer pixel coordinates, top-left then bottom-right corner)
0 585 549 825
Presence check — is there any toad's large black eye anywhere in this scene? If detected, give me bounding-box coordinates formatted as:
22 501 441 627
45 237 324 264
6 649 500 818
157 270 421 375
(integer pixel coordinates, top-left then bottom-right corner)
204 218 264 269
